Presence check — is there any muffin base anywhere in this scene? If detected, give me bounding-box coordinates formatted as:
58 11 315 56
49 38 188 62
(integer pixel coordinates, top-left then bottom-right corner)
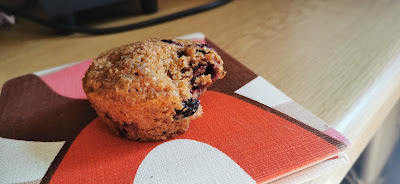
98 106 203 142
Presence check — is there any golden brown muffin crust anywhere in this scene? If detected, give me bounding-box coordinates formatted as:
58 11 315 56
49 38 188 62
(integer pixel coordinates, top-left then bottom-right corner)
83 38 226 141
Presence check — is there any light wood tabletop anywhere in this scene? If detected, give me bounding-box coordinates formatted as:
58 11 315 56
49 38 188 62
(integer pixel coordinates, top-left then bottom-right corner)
1 0 400 183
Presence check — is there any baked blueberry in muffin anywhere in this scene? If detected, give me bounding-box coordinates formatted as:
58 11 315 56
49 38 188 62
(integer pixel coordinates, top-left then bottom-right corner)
82 38 226 141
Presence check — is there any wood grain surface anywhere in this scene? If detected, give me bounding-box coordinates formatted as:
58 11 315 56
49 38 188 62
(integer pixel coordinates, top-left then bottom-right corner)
1 0 400 183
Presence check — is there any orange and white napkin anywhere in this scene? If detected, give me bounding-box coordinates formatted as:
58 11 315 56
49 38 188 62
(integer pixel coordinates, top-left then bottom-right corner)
0 33 349 184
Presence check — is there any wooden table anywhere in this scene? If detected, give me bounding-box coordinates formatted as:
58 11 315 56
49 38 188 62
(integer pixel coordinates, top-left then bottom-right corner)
1 0 400 183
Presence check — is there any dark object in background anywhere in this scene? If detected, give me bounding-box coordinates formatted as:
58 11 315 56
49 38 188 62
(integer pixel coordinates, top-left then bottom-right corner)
140 0 157 14
0 0 232 34
41 0 157 25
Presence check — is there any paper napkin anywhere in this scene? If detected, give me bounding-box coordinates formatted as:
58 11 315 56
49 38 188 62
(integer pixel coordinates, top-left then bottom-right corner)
0 33 349 184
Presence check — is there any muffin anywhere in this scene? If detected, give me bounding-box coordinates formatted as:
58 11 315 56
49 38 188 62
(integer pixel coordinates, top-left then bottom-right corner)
82 38 226 141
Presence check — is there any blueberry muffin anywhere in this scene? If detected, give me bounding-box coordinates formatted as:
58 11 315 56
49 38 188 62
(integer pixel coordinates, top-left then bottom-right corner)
82 38 226 141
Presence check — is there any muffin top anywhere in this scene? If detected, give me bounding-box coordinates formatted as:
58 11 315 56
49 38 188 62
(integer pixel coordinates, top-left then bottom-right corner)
82 38 226 110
